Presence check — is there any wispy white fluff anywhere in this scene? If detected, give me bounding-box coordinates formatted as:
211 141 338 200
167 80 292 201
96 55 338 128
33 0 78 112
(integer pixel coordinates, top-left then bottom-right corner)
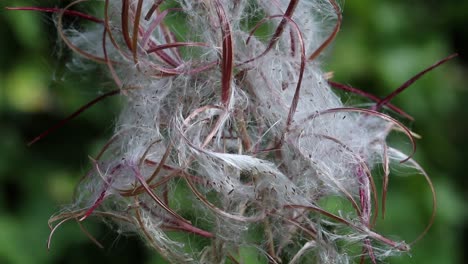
46 0 432 263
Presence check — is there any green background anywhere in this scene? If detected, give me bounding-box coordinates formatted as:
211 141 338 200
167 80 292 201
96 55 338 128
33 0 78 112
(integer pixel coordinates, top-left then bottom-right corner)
0 0 466 263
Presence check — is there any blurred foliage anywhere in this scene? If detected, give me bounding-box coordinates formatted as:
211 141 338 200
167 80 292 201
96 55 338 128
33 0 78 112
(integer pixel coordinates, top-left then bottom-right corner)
0 0 466 263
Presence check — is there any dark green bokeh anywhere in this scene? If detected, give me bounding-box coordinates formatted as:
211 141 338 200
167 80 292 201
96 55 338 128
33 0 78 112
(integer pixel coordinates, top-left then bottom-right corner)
1 1 466 263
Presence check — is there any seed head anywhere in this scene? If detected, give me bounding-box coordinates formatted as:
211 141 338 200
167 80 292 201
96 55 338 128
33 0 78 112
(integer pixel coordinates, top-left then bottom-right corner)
9 0 446 263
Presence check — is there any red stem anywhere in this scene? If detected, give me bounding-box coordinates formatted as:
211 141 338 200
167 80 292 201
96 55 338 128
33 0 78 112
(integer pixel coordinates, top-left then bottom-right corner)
28 89 120 146
5 6 103 24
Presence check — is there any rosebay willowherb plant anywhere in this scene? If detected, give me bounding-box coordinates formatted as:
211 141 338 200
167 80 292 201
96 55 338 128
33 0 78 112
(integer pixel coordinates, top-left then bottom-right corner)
9 0 456 263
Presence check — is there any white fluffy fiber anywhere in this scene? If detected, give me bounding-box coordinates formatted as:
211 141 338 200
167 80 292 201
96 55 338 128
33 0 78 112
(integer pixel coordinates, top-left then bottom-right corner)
55 0 422 263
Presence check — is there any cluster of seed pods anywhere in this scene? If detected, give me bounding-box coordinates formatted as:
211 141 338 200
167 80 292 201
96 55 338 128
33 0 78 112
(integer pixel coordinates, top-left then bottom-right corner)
8 0 453 263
